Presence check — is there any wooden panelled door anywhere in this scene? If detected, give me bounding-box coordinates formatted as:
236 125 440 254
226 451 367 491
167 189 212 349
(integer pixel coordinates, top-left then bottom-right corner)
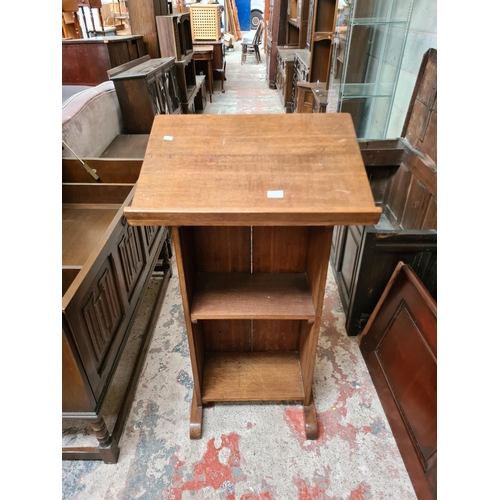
359 262 437 500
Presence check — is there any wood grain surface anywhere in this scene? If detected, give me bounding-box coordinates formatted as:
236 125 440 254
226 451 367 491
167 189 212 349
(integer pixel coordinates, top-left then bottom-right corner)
124 113 381 226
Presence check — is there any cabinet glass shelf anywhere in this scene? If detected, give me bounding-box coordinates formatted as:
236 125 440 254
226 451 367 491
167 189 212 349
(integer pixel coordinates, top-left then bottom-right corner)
340 82 394 98
336 0 414 139
350 17 408 26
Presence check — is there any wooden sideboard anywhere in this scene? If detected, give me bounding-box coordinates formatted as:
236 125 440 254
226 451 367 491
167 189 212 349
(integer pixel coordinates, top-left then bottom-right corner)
62 160 170 462
123 113 381 439
276 46 296 112
62 35 146 85
108 55 181 134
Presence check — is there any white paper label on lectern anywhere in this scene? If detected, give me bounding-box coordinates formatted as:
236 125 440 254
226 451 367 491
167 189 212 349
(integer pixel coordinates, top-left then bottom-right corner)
267 190 284 199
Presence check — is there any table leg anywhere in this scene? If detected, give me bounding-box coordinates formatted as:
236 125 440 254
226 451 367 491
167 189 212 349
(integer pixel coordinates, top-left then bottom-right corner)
207 60 213 103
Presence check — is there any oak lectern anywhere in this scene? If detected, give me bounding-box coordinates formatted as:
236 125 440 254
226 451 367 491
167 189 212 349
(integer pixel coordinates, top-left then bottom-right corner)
124 113 381 439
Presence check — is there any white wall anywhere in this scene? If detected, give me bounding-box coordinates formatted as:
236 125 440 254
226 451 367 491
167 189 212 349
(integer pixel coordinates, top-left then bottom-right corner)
386 0 437 137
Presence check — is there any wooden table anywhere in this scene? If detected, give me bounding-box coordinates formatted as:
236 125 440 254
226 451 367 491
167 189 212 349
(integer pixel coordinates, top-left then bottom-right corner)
193 45 214 103
124 113 381 439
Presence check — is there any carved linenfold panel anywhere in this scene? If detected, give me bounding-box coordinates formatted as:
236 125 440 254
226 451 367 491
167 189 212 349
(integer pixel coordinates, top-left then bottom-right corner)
118 226 145 298
83 264 123 368
144 226 160 252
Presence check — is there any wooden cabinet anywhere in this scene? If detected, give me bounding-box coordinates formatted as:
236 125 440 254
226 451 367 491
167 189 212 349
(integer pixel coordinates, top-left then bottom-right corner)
276 46 295 112
286 0 337 104
62 163 170 463
156 12 193 61
359 262 437 499
123 113 381 439
293 48 327 113
109 55 181 134
266 0 288 88
157 13 206 114
312 86 328 112
330 49 437 336
286 0 310 48
62 35 146 85
308 0 337 83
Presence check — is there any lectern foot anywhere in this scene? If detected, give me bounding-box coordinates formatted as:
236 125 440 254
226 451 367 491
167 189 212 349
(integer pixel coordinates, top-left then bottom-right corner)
303 397 318 440
189 399 203 439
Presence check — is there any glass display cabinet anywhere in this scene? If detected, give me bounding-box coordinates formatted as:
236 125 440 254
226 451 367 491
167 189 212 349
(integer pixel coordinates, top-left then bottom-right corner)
336 0 414 138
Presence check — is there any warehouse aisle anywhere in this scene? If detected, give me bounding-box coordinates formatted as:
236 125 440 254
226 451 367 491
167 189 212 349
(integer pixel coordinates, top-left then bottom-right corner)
203 34 285 115
61 39 417 500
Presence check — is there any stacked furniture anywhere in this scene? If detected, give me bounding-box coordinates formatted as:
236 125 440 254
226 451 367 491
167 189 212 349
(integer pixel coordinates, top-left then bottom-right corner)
108 55 182 134
188 4 226 97
273 0 337 112
292 0 337 112
62 82 171 463
330 49 437 337
156 12 207 113
266 0 288 88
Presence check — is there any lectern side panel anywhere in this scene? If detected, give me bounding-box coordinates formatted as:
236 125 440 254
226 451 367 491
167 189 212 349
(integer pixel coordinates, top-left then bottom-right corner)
177 227 198 305
203 320 252 351
305 227 334 313
252 227 309 272
300 226 334 405
193 227 251 272
252 320 301 352
172 227 204 405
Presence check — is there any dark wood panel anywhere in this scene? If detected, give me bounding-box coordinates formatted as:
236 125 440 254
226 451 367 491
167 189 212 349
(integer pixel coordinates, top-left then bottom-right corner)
62 329 94 413
359 262 436 500
62 37 146 86
402 49 437 166
400 175 430 230
384 162 412 228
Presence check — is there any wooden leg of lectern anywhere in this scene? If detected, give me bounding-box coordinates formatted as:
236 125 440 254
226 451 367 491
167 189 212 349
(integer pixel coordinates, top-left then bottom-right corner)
303 394 318 440
190 398 203 439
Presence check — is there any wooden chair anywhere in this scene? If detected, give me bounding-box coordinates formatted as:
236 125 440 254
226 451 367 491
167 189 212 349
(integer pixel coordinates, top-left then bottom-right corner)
241 21 264 64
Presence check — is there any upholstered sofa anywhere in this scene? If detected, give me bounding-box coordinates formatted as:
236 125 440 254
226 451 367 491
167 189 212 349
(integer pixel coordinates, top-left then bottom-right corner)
62 81 148 159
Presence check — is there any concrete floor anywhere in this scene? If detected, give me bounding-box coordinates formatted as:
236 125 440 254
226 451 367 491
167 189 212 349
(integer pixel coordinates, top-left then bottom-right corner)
61 37 418 500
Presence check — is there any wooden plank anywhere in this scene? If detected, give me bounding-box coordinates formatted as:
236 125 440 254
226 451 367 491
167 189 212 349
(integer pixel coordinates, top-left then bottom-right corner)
193 227 251 273
191 272 315 322
203 320 252 351
62 183 133 204
62 158 143 184
252 319 301 351
123 114 381 227
100 134 150 159
202 351 304 402
62 207 117 266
